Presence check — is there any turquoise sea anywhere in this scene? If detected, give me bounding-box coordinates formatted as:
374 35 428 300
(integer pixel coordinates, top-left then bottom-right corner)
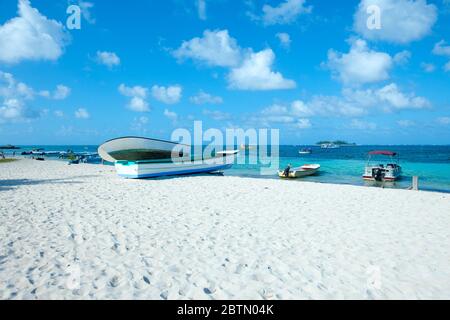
6 145 450 193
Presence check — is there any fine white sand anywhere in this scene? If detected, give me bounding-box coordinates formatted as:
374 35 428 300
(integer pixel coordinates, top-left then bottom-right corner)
1 159 449 300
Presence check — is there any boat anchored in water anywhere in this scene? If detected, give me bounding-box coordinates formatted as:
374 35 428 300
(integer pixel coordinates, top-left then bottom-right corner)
278 164 321 179
363 150 402 182
299 148 312 155
320 143 340 149
98 136 239 179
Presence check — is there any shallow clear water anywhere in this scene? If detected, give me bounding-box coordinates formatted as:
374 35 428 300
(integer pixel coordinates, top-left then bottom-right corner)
226 145 450 193
7 145 450 193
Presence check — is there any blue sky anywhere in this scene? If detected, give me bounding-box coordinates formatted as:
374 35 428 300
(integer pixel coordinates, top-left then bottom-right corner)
0 0 449 145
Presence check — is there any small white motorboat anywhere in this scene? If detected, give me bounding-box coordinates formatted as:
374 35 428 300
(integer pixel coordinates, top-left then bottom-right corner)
299 148 312 155
363 150 402 182
278 164 321 179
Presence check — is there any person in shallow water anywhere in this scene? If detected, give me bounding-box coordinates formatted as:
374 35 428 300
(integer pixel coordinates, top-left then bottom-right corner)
283 164 292 177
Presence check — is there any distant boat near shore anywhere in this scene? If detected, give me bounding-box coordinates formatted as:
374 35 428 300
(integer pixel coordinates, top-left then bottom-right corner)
278 164 321 179
299 148 312 154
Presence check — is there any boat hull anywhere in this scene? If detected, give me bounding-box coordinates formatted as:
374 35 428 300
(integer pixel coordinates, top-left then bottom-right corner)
363 176 399 182
363 166 402 182
115 154 236 179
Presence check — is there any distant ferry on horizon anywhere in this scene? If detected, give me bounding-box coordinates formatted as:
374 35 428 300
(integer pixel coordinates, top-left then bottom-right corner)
299 148 312 155
320 143 340 149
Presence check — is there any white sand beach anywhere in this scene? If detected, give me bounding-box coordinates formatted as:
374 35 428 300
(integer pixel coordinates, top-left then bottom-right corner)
1 159 449 300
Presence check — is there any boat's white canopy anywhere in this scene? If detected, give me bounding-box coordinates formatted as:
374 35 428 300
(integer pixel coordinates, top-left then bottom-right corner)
98 136 190 162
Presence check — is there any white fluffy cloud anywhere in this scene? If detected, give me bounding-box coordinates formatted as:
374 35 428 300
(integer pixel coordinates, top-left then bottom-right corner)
0 71 70 122
259 100 315 119
326 39 392 85
174 29 294 91
324 84 429 115
53 85 71 100
350 119 377 130
251 101 313 129
1 74 64 101
190 91 223 105
54 110 64 117
203 109 231 121
78 1 95 24
118 84 150 112
228 49 296 90
433 40 450 57
0 98 25 121
0 0 69 64
261 0 312 25
173 30 241 67
291 100 315 117
397 120 415 127
421 62 436 73
258 83 430 121
131 116 149 134
0 72 32 100
354 0 437 44
432 40 450 71
75 108 89 119
276 32 291 49
151 85 182 104
196 0 207 20
375 83 430 110
445 62 450 72
96 51 120 68
293 118 312 129
393 50 411 65
436 117 450 125
164 109 178 123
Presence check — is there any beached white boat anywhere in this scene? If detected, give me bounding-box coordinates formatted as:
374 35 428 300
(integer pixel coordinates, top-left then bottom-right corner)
278 164 321 179
115 151 237 179
363 150 402 182
98 137 239 179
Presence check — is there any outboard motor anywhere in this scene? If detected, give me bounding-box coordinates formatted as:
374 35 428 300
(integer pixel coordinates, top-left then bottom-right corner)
373 168 384 182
